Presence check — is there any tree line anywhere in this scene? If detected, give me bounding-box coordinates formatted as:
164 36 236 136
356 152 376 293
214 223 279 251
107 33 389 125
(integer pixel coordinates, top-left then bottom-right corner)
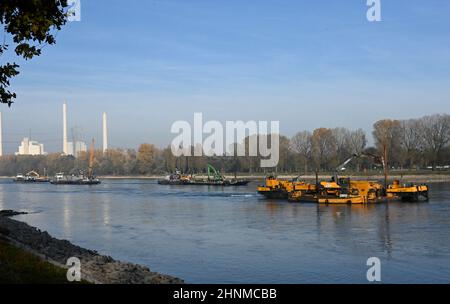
0 114 448 177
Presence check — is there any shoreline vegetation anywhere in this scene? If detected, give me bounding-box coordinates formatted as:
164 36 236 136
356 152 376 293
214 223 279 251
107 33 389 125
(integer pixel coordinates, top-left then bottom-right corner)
0 114 448 179
0 211 183 284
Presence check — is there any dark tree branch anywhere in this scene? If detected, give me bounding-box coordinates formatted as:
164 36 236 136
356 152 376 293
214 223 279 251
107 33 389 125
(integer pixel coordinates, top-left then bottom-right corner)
0 0 69 106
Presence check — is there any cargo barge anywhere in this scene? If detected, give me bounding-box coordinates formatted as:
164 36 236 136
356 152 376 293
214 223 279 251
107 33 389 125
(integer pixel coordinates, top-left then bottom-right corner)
158 165 250 187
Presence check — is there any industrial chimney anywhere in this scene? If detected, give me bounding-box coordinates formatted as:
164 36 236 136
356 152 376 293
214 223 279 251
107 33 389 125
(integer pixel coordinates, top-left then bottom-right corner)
63 102 68 155
102 112 108 153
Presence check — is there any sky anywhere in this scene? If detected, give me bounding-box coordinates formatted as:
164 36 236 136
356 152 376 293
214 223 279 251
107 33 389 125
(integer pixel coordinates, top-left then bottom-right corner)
1 0 450 154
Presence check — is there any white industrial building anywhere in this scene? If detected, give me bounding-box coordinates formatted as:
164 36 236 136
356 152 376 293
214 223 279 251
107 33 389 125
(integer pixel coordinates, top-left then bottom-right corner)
15 137 46 156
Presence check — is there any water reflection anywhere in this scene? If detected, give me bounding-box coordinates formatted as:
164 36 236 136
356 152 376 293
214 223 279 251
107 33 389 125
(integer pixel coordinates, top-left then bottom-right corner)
63 193 71 239
103 200 110 226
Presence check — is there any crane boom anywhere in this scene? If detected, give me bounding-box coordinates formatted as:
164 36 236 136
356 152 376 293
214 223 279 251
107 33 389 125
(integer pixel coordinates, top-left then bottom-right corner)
333 152 385 183
88 139 95 178
207 164 223 181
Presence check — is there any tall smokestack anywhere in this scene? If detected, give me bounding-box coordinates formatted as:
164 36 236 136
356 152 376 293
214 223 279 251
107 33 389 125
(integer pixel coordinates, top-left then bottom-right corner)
0 112 3 157
103 112 108 153
63 102 68 155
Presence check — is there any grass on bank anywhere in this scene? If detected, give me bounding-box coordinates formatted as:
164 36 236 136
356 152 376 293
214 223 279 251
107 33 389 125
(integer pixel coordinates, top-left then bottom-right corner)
0 238 89 284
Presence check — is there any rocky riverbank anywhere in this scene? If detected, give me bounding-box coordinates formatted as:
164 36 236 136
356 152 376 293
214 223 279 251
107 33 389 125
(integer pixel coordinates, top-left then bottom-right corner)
0 210 183 284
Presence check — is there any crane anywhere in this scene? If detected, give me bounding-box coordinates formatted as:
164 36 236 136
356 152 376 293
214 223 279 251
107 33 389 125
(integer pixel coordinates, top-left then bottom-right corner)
88 138 95 179
207 164 224 182
332 152 385 185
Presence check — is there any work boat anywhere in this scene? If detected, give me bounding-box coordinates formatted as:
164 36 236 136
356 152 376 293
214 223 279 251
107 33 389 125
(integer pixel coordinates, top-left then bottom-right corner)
51 172 101 185
158 171 192 185
13 170 50 183
51 139 101 185
387 180 429 202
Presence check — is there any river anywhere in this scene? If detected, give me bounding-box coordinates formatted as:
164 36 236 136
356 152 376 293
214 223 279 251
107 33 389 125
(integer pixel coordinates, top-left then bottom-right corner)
1 179 449 283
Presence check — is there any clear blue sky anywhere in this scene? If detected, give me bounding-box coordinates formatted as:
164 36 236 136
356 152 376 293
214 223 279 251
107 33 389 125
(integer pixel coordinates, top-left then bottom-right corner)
1 0 449 153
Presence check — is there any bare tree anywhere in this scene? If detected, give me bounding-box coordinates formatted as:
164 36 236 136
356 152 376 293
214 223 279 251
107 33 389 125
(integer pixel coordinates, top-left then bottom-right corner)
399 119 424 169
346 129 367 155
419 114 450 170
290 131 312 175
373 119 401 186
311 128 337 172
332 128 351 164
345 129 367 171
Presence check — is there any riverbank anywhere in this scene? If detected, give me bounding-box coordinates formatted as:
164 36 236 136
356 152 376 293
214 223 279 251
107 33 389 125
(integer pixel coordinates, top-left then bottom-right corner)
1 172 449 183
0 210 184 284
99 173 450 183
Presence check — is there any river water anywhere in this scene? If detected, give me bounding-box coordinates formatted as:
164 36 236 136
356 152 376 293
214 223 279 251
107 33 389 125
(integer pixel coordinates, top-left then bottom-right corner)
1 179 449 283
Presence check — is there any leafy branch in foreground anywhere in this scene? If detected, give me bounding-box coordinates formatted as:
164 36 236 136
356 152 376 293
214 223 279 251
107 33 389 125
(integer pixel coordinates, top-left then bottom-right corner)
0 0 69 106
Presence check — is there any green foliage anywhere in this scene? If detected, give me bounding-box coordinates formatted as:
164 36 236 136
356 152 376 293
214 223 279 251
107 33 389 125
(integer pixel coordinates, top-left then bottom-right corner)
0 0 68 105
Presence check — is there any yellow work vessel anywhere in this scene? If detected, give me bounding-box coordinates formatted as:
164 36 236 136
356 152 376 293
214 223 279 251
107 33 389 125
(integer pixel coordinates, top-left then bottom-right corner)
257 176 313 199
387 180 429 202
317 195 377 204
289 177 385 204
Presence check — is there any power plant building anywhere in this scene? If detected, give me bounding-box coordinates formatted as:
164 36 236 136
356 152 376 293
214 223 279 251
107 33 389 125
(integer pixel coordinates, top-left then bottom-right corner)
15 138 46 156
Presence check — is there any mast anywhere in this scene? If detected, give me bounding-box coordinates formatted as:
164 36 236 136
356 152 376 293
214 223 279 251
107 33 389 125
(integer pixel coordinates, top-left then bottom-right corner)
88 138 95 178
383 145 388 189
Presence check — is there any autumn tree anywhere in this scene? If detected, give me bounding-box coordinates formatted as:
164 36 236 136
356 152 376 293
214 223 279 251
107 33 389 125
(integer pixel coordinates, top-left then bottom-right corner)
124 149 138 174
137 144 157 175
102 149 127 175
